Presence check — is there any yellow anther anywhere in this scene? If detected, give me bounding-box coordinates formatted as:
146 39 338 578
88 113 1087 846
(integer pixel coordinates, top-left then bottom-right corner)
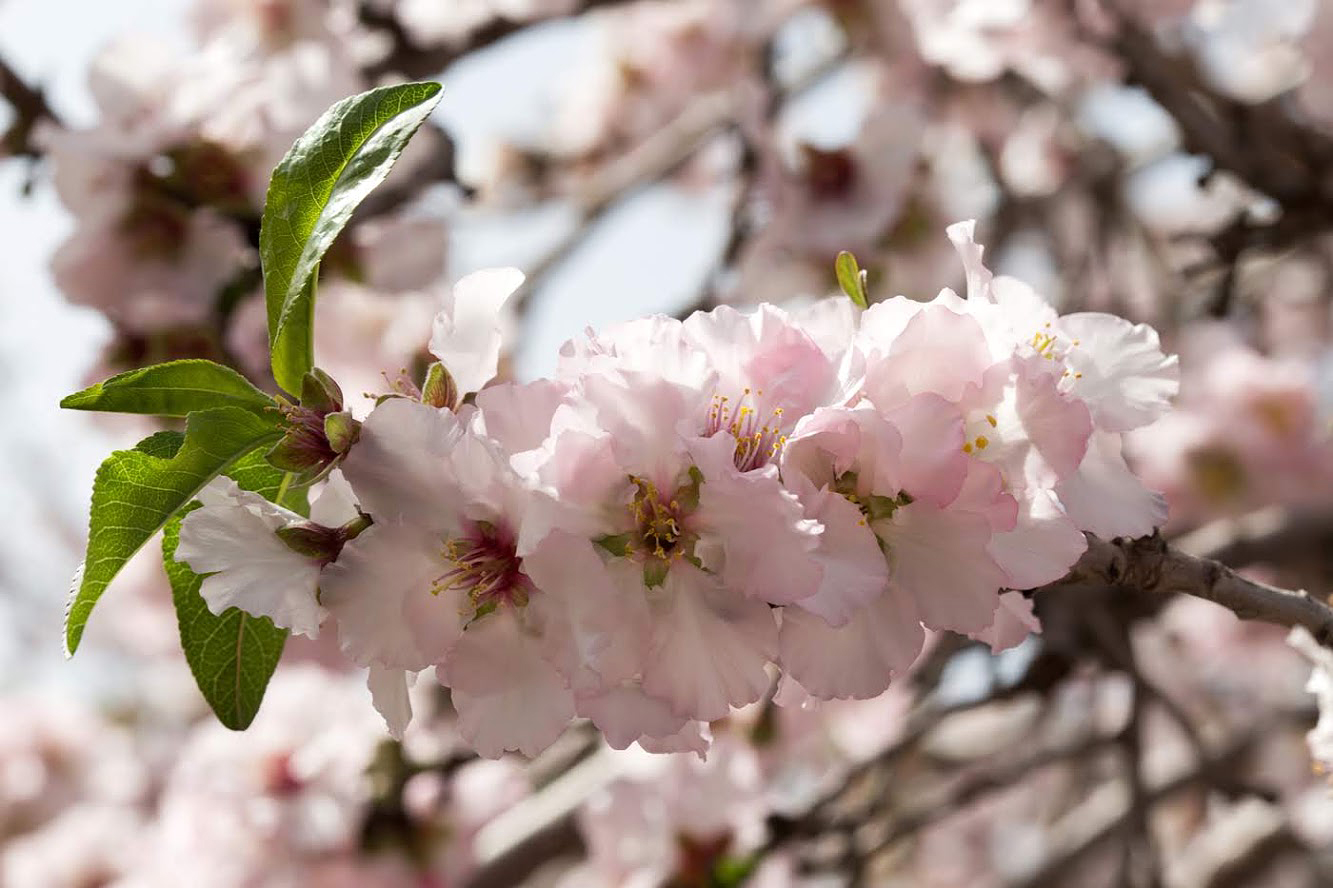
963 442 974 454
986 414 997 428
975 436 989 450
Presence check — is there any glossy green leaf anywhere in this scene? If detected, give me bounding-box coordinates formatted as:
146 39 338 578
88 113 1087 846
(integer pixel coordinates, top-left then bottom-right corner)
260 81 444 394
162 453 299 730
61 359 274 418
64 408 282 655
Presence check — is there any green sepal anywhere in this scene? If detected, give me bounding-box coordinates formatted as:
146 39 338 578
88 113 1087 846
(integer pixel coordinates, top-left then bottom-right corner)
594 532 635 557
644 558 669 589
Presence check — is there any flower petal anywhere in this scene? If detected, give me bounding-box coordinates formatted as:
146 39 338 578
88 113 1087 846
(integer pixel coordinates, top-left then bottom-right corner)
337 398 465 524
367 665 415 740
972 591 1041 653
779 589 923 700
1060 312 1180 432
429 267 524 396
320 521 463 670
178 503 326 638
1056 431 1168 538
439 612 575 759
883 501 1005 634
642 562 777 721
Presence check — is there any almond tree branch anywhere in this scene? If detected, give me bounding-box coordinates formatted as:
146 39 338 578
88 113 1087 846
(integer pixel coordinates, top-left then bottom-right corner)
0 54 57 162
1046 533 1333 648
1095 4 1333 314
357 0 637 81
1007 729 1262 888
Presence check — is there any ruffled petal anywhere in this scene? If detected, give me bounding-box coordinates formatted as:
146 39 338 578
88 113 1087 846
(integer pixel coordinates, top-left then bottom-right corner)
309 470 360 527
779 588 923 700
1014 355 1093 482
637 722 711 758
576 684 687 750
641 562 777 721
785 478 888 626
1056 431 1168 538
521 532 651 689
177 504 326 638
320 521 463 670
987 488 1087 589
439 611 575 759
971 591 1041 653
882 501 1005 634
863 303 992 408
429 267 524 396
946 219 993 302
689 435 822 605
367 665 415 740
1060 312 1180 432
337 398 465 524
879 393 968 506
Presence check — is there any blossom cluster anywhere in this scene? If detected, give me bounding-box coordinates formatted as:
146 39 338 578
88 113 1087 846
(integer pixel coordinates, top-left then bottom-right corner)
1128 321 1333 529
0 667 529 888
174 221 1178 759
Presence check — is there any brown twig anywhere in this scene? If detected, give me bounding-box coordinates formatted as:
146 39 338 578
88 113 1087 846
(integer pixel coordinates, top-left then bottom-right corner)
1046 533 1333 648
508 89 741 314
358 0 637 81
1008 729 1261 888
0 54 58 164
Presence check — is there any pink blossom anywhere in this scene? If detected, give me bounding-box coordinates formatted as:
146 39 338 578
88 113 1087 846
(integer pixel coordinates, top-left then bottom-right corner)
320 398 576 754
176 472 360 639
777 398 1013 699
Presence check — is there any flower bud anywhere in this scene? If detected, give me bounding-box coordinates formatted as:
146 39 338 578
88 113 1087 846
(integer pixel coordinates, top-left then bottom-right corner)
266 370 360 479
300 368 345 414
324 411 361 455
266 420 335 474
275 523 344 560
275 511 373 564
420 362 459 411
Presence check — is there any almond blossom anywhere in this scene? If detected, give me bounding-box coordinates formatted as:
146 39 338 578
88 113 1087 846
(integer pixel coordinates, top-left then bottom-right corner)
176 472 360 640
319 398 577 756
776 398 1014 699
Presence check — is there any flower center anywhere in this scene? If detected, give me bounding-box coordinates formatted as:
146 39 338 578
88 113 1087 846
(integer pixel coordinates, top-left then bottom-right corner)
1186 445 1246 504
630 476 688 558
1031 323 1085 381
705 387 787 472
833 471 913 528
963 412 998 455
434 521 531 614
596 470 705 587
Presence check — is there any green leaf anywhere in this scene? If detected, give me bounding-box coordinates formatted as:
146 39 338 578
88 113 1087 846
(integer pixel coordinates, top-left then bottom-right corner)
64 407 283 655
260 81 444 394
834 250 869 310
61 359 275 418
162 453 294 730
